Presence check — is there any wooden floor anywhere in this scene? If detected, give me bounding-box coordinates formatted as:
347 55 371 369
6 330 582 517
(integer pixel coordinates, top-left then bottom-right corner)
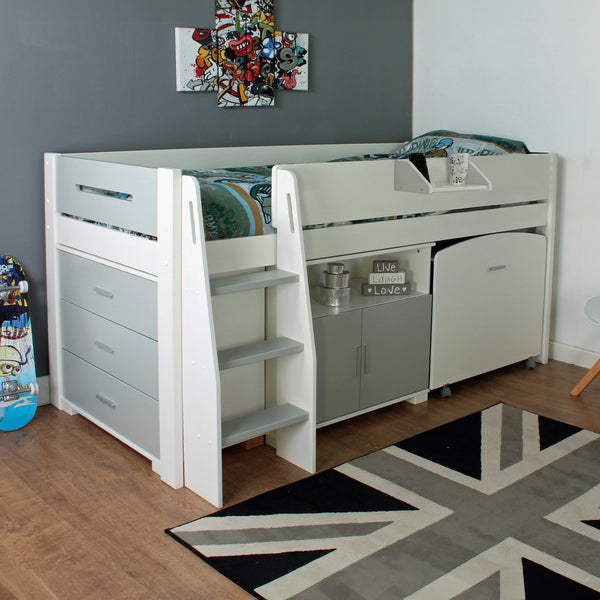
1 359 599 599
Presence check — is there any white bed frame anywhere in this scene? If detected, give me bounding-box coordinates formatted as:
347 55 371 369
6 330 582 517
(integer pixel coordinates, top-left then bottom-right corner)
44 144 557 507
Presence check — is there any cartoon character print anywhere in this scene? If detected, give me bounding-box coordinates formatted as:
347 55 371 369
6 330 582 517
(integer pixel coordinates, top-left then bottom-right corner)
0 342 36 425
0 257 36 429
425 138 454 157
0 257 30 340
249 183 272 224
0 345 24 378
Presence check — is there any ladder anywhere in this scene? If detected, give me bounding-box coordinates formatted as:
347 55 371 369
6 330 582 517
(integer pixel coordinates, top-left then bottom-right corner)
180 170 316 508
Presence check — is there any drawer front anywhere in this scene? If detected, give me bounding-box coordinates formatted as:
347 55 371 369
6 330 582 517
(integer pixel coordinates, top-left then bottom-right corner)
62 350 159 457
58 251 157 340
61 300 158 398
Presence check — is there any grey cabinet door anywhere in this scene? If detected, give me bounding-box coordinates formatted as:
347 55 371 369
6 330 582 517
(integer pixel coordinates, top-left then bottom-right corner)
360 295 431 409
313 310 362 424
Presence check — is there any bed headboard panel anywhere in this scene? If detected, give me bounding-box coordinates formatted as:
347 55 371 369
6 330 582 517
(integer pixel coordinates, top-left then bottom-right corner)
281 154 553 229
55 156 159 237
274 153 556 262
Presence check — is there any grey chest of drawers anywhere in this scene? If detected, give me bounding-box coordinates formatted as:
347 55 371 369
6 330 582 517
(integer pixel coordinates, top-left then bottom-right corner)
58 250 159 457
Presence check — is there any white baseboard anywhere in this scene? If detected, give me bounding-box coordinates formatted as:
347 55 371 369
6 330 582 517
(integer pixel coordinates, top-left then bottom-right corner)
37 374 50 406
549 341 600 369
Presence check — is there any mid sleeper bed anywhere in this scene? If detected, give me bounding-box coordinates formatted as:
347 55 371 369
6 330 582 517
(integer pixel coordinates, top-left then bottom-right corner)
44 141 557 507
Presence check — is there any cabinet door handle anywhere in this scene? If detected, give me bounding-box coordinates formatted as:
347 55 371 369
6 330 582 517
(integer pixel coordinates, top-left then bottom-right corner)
363 345 369 374
355 346 362 377
487 265 507 272
93 286 115 299
96 393 117 409
94 340 115 355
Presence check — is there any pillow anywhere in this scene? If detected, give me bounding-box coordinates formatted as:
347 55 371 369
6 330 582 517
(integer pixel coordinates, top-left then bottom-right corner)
392 130 530 158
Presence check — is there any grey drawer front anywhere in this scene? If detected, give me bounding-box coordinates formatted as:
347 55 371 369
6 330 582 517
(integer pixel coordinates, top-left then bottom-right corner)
62 350 159 457
61 300 158 399
58 251 157 340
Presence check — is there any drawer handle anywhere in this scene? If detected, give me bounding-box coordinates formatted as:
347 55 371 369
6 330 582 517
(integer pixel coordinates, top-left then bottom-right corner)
487 265 507 272
355 346 362 377
96 393 117 409
93 286 115 299
94 340 115 355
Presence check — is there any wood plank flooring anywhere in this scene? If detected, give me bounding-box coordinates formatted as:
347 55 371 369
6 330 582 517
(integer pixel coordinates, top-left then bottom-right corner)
1 359 599 599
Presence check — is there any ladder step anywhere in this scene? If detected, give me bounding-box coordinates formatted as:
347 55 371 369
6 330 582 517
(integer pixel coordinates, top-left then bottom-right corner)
222 403 309 448
210 269 299 296
218 337 303 370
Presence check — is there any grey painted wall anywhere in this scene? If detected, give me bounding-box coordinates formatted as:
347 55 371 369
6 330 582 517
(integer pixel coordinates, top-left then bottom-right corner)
0 0 412 376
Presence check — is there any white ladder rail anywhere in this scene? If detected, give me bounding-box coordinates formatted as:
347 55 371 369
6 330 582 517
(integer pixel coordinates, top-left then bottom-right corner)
181 175 224 508
270 166 317 474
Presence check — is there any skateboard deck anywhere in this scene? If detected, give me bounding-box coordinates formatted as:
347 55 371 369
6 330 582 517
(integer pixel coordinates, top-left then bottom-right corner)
0 255 38 431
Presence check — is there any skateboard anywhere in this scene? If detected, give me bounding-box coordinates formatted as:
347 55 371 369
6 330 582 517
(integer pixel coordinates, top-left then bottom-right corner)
0 255 38 431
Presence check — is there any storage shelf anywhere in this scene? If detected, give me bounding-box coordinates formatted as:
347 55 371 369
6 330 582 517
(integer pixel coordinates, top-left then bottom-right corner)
310 281 429 318
218 336 304 370
222 403 309 448
210 269 298 296
394 157 492 194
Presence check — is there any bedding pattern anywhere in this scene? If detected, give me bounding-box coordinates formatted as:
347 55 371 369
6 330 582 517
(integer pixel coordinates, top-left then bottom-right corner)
393 130 530 158
184 166 276 240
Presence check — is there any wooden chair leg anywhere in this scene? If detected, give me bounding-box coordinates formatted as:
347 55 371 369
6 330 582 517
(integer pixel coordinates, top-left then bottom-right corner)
570 357 600 396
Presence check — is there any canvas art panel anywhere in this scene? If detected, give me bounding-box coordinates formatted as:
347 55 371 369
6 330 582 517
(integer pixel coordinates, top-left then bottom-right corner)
175 0 308 107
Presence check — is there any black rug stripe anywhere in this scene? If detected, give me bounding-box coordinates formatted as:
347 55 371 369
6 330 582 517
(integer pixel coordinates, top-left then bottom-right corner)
215 469 417 517
538 416 582 450
522 558 599 599
394 410 483 479
204 549 334 598
582 518 600 531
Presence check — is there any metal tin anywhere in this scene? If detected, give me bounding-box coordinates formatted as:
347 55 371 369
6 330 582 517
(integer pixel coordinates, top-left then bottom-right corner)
322 270 350 288
318 285 351 306
326 262 345 274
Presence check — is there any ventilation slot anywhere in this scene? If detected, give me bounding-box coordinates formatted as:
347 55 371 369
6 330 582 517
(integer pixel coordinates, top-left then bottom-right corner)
76 184 133 201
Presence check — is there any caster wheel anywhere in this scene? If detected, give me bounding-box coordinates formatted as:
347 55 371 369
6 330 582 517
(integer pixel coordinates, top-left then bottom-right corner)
525 357 536 370
440 386 452 399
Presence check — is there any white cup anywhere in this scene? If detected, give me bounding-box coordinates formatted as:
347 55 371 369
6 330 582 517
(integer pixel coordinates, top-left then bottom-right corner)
447 153 469 186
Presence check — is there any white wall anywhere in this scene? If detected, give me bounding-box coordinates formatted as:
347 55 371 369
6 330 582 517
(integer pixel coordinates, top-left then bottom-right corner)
413 0 600 367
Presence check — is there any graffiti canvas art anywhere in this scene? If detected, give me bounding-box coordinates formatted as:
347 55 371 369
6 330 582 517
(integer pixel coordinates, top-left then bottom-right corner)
175 0 309 107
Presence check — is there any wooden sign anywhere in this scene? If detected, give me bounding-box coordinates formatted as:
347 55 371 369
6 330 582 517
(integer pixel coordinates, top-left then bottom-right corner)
372 260 398 273
362 282 411 296
368 271 406 284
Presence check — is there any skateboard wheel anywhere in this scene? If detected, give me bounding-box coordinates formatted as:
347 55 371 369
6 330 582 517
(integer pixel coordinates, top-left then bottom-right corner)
30 382 40 395
19 281 29 294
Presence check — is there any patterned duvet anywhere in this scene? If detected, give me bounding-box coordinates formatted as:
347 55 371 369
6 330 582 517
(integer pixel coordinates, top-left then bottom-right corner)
184 166 276 241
